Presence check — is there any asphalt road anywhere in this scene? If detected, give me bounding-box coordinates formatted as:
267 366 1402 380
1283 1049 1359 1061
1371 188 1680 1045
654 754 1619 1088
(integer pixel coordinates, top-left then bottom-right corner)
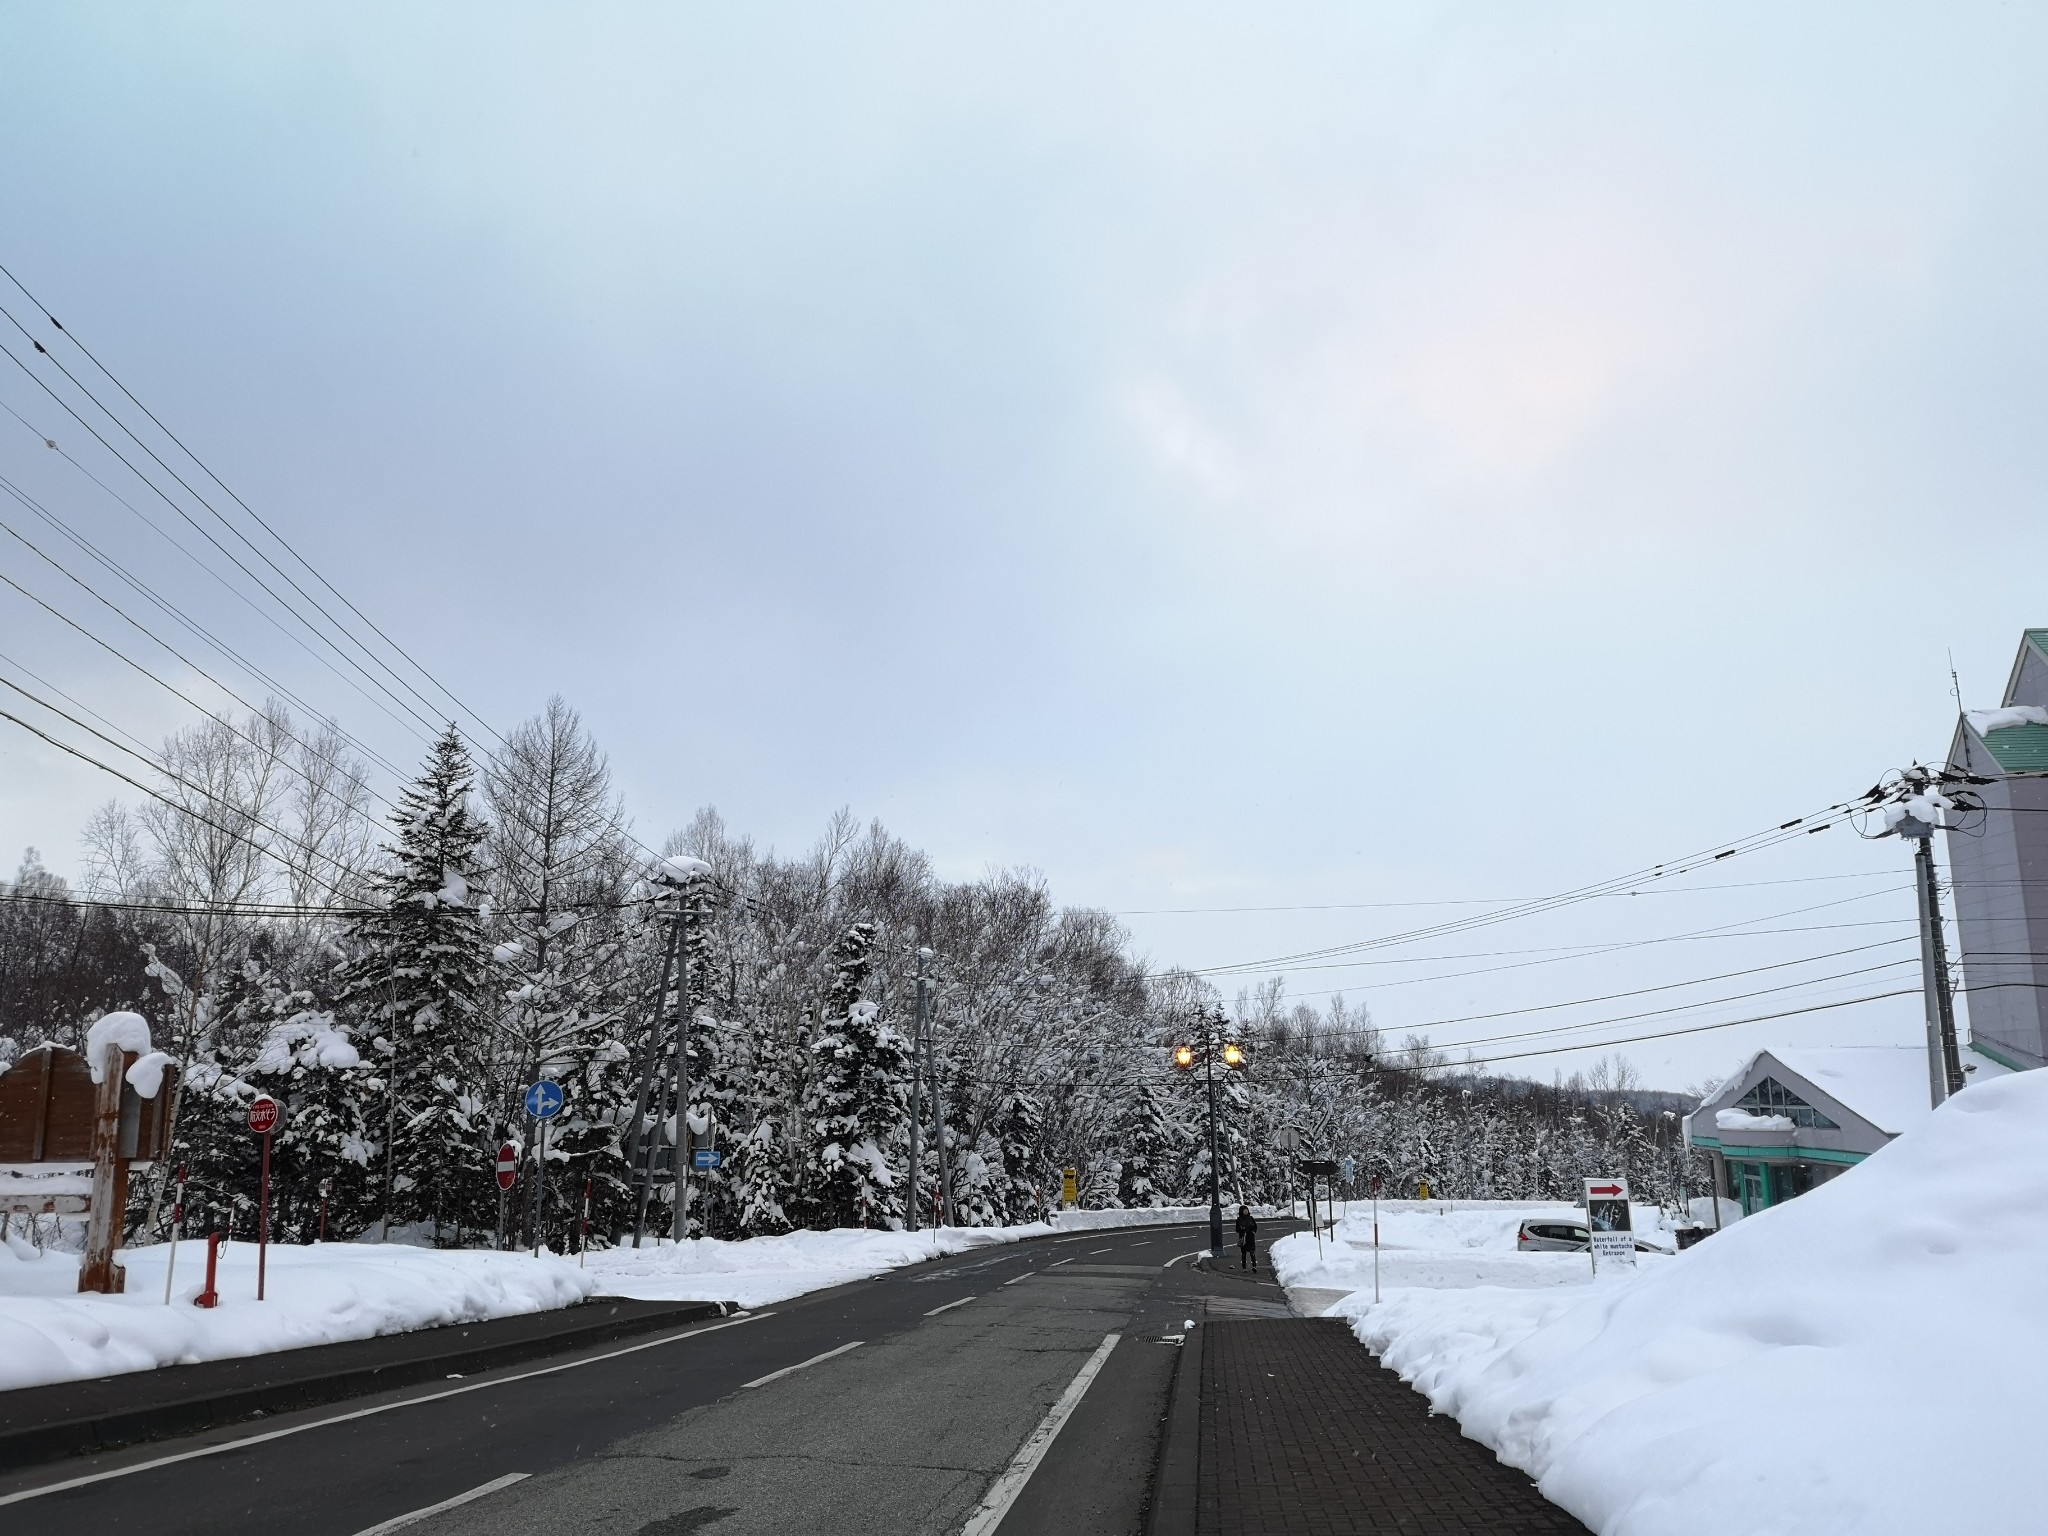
0 1220 1297 1536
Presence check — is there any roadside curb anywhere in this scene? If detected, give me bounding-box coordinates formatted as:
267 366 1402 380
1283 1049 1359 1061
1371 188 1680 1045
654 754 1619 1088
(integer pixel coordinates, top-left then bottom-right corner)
0 1296 725 1473
1144 1317 1202 1536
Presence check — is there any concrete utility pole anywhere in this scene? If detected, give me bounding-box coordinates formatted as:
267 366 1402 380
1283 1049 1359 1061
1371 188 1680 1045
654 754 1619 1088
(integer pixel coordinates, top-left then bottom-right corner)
630 902 686 1247
1878 771 1967 1109
907 948 928 1233
1911 828 1967 1107
925 951 956 1227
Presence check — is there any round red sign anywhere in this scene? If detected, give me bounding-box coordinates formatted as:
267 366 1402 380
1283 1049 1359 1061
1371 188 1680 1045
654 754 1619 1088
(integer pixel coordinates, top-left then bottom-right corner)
495 1141 519 1191
248 1095 281 1135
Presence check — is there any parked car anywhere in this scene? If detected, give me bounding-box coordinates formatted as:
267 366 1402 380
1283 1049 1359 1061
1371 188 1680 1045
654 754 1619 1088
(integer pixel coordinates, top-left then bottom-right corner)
1516 1218 1667 1255
1517 1218 1591 1252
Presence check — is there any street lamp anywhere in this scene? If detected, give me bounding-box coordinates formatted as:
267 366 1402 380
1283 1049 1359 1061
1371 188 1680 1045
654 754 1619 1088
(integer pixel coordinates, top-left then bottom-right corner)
1171 1012 1250 1258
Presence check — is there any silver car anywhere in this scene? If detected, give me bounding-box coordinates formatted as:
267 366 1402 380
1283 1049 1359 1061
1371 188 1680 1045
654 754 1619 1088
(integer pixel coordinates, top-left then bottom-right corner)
1516 1218 1591 1252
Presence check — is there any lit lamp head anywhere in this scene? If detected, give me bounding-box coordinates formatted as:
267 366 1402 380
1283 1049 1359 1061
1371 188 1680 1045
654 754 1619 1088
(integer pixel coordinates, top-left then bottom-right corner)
1173 1043 1196 1070
1221 1041 1246 1069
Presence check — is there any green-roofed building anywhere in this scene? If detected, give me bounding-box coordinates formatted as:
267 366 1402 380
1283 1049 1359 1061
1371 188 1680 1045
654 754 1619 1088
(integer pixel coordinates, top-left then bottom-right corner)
1945 629 2048 1071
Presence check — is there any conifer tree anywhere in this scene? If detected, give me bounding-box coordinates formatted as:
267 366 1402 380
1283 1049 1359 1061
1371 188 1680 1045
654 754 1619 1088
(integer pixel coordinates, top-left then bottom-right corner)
1117 1079 1182 1207
341 727 492 1243
802 922 912 1228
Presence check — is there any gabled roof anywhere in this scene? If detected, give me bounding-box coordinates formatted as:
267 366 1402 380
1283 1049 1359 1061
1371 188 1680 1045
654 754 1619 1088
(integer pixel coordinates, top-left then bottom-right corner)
1963 717 2048 776
1694 1044 2014 1139
2002 628 2048 708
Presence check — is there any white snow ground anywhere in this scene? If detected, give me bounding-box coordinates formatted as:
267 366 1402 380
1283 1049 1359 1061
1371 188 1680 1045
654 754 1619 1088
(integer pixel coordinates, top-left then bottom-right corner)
0 1204 1215 1391
0 1235 596 1393
1276 1071 2047 1536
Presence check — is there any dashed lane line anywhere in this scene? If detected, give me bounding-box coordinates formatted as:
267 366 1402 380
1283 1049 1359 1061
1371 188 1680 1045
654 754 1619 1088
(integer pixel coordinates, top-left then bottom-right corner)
738 1340 863 1390
349 1473 530 1535
925 1296 977 1317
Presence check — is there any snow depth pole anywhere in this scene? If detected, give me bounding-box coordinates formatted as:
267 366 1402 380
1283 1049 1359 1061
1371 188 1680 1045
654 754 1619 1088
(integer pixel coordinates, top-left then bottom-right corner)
1372 1177 1381 1304
924 949 956 1228
162 1164 187 1304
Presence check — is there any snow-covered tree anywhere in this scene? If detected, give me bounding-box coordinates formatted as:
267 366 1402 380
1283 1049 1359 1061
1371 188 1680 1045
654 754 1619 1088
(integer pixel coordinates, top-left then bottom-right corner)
341 727 493 1243
802 923 913 1228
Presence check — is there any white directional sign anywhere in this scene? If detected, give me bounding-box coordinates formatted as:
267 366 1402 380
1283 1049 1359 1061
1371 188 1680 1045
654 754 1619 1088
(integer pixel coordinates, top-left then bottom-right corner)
1584 1176 1636 1273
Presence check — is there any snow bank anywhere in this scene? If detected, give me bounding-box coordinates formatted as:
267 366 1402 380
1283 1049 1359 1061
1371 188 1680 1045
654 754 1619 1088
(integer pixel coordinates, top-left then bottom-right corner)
1325 1069 2048 1536
0 1240 597 1393
586 1224 1044 1308
588 1205 1213 1309
1272 1201 1673 1299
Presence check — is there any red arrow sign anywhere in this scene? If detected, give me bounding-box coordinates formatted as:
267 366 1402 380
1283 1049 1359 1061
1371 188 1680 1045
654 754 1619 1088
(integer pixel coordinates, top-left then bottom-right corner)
496 1142 519 1191
248 1096 280 1135
1588 1183 1624 1197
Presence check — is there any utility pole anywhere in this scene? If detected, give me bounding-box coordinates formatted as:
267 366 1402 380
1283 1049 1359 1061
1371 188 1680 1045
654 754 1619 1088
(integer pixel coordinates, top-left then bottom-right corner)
628 910 683 1248
1877 770 1967 1108
926 951 955 1227
907 947 929 1233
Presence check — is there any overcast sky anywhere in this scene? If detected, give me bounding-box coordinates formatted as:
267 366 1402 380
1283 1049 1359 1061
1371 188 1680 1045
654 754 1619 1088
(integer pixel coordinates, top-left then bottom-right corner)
3 5 2044 1089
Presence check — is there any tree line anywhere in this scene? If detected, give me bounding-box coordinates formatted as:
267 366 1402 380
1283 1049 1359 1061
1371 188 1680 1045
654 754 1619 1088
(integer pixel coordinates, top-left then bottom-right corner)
0 697 1707 1250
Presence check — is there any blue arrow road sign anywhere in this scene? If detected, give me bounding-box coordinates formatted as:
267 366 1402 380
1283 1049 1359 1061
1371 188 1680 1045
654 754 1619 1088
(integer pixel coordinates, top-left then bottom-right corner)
524 1080 564 1120
692 1147 723 1170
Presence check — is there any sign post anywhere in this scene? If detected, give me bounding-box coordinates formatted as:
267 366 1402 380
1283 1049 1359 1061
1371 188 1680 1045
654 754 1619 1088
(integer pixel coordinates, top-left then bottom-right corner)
495 1139 518 1251
249 1095 280 1300
524 1082 563 1257
1584 1176 1637 1275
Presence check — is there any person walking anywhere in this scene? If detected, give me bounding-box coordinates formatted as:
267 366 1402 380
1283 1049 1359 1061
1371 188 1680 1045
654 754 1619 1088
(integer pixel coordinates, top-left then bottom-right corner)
1235 1204 1259 1271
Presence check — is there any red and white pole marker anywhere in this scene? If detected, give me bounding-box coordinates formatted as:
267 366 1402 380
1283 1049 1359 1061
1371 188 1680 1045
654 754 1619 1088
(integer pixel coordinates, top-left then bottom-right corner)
162 1164 188 1304
1372 1176 1382 1305
194 1230 223 1308
249 1095 280 1301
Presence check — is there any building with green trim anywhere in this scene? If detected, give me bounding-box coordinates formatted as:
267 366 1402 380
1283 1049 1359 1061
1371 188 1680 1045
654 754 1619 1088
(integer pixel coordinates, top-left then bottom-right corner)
1685 1044 2010 1216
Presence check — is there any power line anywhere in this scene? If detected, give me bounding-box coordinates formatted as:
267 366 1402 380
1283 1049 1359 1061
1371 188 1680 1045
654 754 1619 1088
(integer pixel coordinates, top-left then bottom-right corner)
1191 803 1872 978
1113 869 1904 915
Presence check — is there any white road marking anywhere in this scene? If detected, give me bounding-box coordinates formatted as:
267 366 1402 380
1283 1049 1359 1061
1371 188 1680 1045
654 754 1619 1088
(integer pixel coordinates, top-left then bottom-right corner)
958 1333 1122 1536
349 1472 530 1535
924 1296 976 1317
1088 1247 1112 1254
0 1312 767 1507
739 1339 862 1389
1002 1271 1034 1286
1048 1258 1073 1267
1163 1250 1206 1268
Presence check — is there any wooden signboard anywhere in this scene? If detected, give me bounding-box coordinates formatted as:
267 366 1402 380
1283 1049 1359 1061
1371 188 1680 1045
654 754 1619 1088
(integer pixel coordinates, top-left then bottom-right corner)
0 1043 178 1292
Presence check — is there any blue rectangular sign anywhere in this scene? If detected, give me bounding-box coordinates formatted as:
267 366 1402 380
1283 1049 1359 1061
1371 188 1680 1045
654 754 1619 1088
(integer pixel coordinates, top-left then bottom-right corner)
692 1148 723 1170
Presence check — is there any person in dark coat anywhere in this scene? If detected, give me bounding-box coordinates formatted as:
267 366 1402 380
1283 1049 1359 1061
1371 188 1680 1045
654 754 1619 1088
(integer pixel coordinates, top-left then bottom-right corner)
1235 1204 1259 1270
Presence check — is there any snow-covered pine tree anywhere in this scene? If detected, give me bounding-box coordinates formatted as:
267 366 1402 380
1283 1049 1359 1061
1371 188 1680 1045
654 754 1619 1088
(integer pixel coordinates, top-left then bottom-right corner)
340 727 493 1244
995 1090 1047 1223
1117 1078 1182 1207
801 922 913 1229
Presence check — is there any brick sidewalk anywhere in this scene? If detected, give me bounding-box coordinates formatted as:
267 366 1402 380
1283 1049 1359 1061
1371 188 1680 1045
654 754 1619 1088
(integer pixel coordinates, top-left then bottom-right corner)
1196 1319 1587 1536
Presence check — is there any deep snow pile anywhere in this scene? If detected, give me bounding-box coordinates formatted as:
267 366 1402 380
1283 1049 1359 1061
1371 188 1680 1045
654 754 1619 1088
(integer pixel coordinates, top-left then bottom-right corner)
1326 1070 2048 1536
1273 1200 1673 1298
0 1236 596 1393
